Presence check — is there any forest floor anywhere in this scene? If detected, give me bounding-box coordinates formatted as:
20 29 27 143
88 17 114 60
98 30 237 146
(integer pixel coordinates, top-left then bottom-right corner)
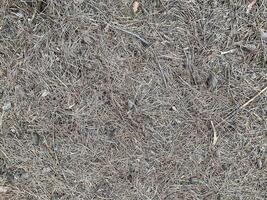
0 0 266 199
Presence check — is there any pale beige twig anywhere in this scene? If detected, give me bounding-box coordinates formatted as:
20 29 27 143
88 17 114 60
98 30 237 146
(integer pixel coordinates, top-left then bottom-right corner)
240 85 267 109
211 121 218 146
216 85 267 128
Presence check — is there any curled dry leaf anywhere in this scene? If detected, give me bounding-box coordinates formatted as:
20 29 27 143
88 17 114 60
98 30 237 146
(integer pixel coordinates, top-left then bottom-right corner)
132 1 140 13
246 0 257 14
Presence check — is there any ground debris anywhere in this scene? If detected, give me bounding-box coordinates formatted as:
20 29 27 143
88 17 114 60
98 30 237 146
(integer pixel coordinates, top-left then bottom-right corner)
2 102 11 112
0 186 9 193
246 0 257 14
206 72 218 91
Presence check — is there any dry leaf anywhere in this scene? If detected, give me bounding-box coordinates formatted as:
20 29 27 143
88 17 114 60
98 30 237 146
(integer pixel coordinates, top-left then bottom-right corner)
246 0 257 14
132 1 140 13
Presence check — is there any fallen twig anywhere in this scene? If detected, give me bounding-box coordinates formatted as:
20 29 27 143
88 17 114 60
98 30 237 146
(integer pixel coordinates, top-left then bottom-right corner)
211 121 218 146
151 50 168 88
110 24 150 47
216 85 267 127
239 85 267 109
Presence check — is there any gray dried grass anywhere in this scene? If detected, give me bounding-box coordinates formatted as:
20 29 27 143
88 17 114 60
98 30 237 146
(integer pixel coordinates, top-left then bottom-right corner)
0 0 266 199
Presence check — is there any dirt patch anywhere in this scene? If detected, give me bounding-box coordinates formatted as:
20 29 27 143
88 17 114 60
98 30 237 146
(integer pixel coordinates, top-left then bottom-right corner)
0 0 266 199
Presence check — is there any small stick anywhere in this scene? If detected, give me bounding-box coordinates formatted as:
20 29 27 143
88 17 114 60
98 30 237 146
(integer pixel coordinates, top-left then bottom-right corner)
211 121 218 146
239 85 267 109
111 24 150 47
151 50 168 88
216 85 267 127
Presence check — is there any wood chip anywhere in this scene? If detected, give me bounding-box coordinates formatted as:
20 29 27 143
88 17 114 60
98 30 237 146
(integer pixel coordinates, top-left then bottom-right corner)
246 0 257 14
132 1 140 13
